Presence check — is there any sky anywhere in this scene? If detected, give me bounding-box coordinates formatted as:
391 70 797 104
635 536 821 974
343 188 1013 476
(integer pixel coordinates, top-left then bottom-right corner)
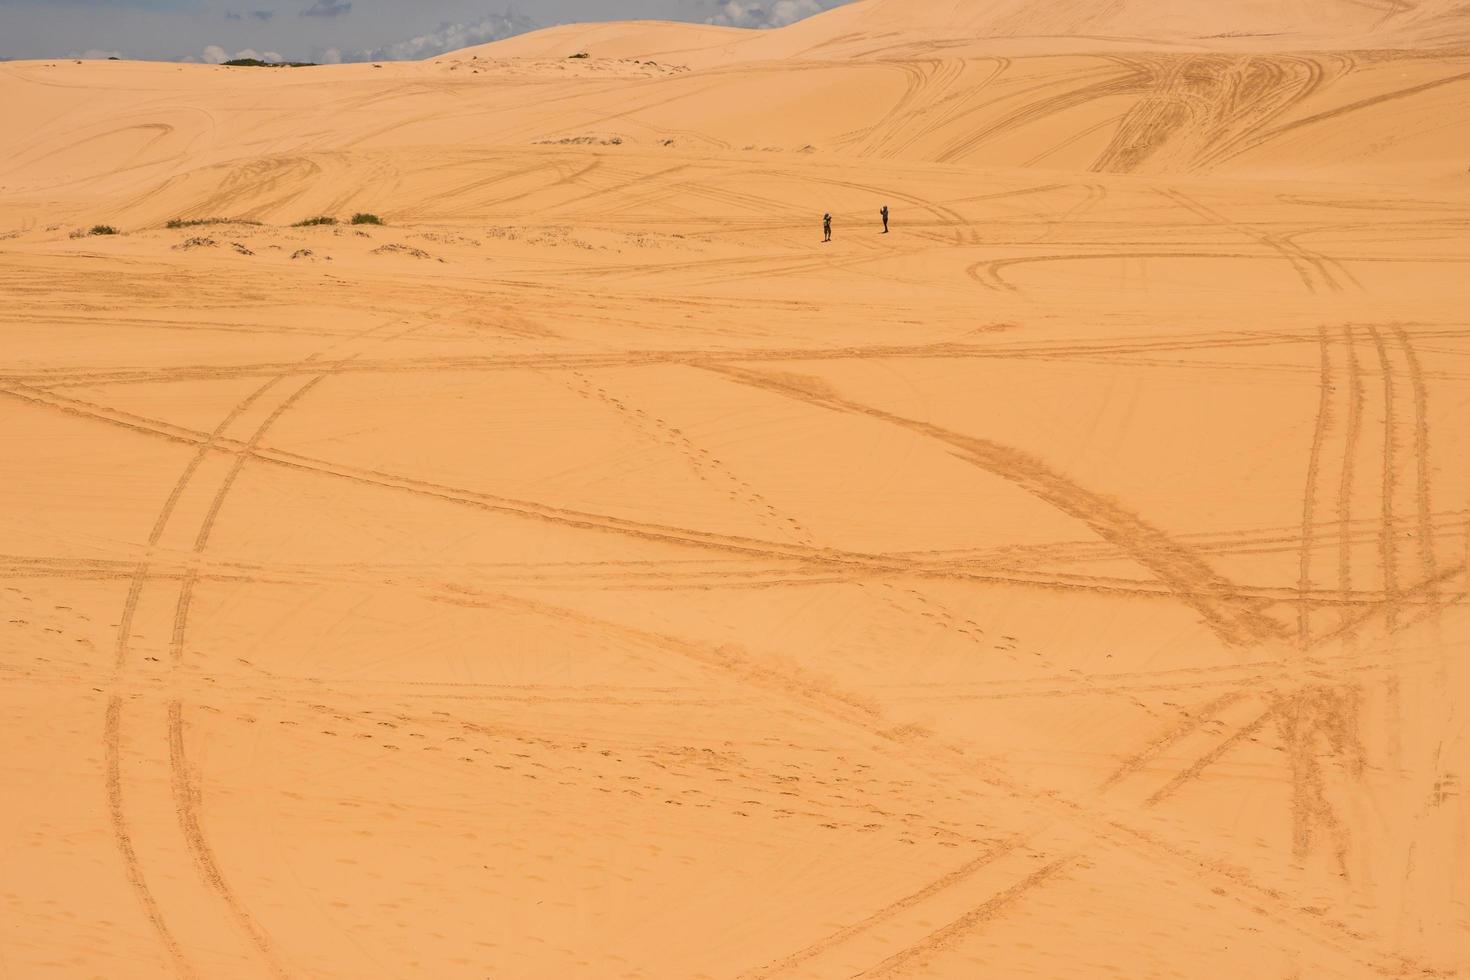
0 0 854 63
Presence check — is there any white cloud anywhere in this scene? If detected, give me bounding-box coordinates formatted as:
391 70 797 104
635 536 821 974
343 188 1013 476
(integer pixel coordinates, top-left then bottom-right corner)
348 10 537 62
708 0 823 28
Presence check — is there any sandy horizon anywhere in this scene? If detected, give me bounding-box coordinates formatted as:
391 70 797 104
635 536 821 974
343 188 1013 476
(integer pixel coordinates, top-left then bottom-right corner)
2 0 1468 976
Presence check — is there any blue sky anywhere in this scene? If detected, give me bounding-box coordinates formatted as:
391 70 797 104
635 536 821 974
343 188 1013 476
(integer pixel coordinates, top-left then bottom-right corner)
0 0 852 63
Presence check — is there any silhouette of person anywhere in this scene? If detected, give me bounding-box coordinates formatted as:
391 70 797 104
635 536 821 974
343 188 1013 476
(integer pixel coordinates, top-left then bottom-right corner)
881 205 889 233
823 212 832 242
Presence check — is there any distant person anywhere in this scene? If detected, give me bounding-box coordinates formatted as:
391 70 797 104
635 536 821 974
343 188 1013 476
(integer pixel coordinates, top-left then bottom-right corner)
823 212 832 243
881 205 889 234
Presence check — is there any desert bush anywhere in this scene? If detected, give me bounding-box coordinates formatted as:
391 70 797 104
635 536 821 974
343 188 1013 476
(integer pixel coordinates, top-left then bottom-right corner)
89 225 119 236
222 58 317 68
166 217 261 229
351 213 384 226
292 216 337 227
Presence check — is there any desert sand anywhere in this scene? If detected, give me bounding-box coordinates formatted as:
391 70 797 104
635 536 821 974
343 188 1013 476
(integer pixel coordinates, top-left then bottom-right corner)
2 0 1468 976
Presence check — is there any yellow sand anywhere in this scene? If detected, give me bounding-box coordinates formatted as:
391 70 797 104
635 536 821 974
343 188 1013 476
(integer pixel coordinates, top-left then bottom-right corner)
2 1 1468 976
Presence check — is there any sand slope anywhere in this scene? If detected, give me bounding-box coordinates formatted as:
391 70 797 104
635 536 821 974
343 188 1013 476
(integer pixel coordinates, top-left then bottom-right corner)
1 2 1469 978
760 0 1470 53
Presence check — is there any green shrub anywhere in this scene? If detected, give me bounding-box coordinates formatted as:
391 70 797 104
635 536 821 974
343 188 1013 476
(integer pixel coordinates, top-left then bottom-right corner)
166 217 261 229
89 225 119 236
222 58 318 68
350 213 384 226
292 216 337 227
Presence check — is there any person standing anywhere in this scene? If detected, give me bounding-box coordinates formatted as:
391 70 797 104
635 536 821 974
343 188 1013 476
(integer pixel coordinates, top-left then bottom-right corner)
881 205 889 233
823 212 832 243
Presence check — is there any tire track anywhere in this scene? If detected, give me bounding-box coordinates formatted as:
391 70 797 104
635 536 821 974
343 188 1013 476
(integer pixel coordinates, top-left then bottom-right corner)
152 307 444 969
767 682 1391 980
1369 328 1401 632
103 699 194 978
167 702 286 977
555 370 1102 698
1392 324 1437 602
872 58 1008 162
1302 560 1468 651
1142 708 1276 806
105 378 283 978
140 382 1283 644
967 249 1260 293
1217 69 1470 166
853 733 1353 976
101 308 431 975
1299 327 1335 647
7 326 1409 390
0 381 1075 588
7 360 1446 980
697 341 1450 974
162 378 324 978
1336 325 1366 638
1097 690 1249 793
703 364 1285 646
853 857 1075 978
11 543 1452 608
1156 187 1331 292
740 836 1036 980
448 586 1415 979
933 63 1144 166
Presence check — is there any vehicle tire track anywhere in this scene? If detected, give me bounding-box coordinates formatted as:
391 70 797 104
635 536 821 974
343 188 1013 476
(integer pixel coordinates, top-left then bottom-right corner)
967 249 1260 293
1392 324 1437 602
1336 325 1365 638
1156 187 1328 292
556 370 1103 697
102 308 431 975
167 702 287 977
740 835 1035 979
2 377 1423 621
1097 690 1249 792
1299 327 1335 647
1142 708 1275 806
1369 327 1401 632
104 699 195 978
703 363 1286 647
853 857 1075 978
162 378 324 979
453 585 1414 978
105 378 284 977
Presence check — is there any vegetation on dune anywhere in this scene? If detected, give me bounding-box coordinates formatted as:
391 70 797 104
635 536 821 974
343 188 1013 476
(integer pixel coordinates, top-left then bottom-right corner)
568 52 590 59
350 213 385 225
88 225 119 236
222 59 318 68
166 217 262 229
292 216 338 227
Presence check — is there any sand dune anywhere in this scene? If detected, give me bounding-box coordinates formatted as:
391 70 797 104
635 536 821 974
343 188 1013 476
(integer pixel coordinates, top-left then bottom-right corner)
758 0 1470 53
2 1 1468 977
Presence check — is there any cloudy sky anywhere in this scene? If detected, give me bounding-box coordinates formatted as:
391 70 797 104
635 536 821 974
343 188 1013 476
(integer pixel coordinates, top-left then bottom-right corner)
0 0 853 63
